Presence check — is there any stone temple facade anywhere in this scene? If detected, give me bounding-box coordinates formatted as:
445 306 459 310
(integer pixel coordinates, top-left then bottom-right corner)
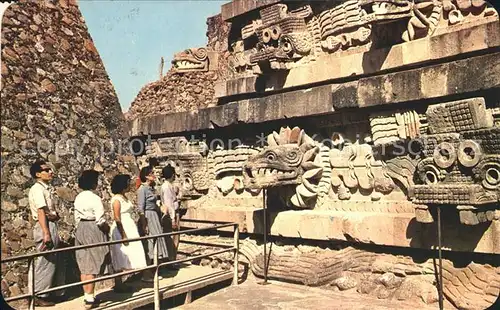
129 1 500 309
1 0 500 309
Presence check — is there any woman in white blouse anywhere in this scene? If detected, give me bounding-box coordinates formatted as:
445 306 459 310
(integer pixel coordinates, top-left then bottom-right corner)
74 170 111 309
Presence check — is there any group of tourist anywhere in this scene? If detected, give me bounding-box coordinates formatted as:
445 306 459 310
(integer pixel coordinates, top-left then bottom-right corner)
27 160 181 309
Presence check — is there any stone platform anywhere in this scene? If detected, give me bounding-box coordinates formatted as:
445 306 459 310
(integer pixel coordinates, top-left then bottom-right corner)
13 264 232 310
178 279 441 310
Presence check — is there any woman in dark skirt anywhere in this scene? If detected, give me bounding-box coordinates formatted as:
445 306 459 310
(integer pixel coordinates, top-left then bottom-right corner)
74 170 112 309
137 166 169 282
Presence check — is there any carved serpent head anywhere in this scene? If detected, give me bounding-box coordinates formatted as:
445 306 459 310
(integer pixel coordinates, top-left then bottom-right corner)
243 127 321 192
362 0 413 21
172 48 209 72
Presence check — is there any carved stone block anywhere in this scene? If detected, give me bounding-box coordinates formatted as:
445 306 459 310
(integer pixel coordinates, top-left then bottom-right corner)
426 97 494 134
213 146 260 195
369 110 422 146
410 184 498 205
243 126 325 208
415 205 434 223
246 4 314 73
457 205 480 225
462 127 500 155
171 48 218 73
456 205 498 225
330 142 395 199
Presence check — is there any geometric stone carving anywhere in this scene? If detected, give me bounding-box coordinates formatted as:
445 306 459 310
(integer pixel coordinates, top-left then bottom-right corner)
247 4 314 73
330 141 395 200
410 184 498 205
472 155 500 190
410 97 499 212
426 97 494 134
462 127 500 155
369 110 423 146
319 0 373 52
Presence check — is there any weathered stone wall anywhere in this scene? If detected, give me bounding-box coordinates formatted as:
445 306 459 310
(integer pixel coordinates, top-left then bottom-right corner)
1 0 136 298
206 13 231 82
125 13 231 121
125 70 219 120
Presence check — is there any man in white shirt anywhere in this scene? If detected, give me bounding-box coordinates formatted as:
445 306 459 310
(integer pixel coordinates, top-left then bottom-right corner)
28 160 65 306
160 165 182 266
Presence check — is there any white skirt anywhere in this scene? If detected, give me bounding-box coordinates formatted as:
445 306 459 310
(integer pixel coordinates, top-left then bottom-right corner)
110 214 147 271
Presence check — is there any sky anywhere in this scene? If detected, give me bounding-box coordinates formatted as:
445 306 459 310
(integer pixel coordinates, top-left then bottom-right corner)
79 0 226 112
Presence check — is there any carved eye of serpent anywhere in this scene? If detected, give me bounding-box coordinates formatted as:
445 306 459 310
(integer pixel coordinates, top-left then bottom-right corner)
266 152 277 161
280 37 293 54
283 42 292 53
192 48 208 61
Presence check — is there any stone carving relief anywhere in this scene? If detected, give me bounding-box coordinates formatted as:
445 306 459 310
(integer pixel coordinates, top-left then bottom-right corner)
212 146 260 195
330 137 395 201
443 0 498 26
243 126 326 208
369 110 425 146
171 47 211 72
383 153 419 192
401 0 443 42
247 4 315 73
227 0 498 76
145 137 210 199
242 126 407 207
408 98 499 224
181 236 500 310
318 0 371 52
228 40 256 74
142 98 498 226
145 137 264 198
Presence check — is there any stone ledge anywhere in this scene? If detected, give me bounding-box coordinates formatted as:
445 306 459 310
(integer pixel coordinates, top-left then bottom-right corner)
129 85 333 136
352 51 500 108
129 52 499 137
221 0 281 21
181 206 500 254
215 20 500 98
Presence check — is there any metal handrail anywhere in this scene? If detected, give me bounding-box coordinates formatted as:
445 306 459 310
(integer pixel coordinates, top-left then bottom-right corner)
2 223 235 263
1 220 240 310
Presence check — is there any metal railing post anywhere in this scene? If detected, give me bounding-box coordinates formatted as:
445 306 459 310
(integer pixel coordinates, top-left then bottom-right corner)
437 207 444 310
153 238 160 310
29 257 35 310
233 224 239 286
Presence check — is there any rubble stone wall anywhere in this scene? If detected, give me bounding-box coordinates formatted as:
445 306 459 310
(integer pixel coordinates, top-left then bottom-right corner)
1 0 136 298
125 70 219 120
